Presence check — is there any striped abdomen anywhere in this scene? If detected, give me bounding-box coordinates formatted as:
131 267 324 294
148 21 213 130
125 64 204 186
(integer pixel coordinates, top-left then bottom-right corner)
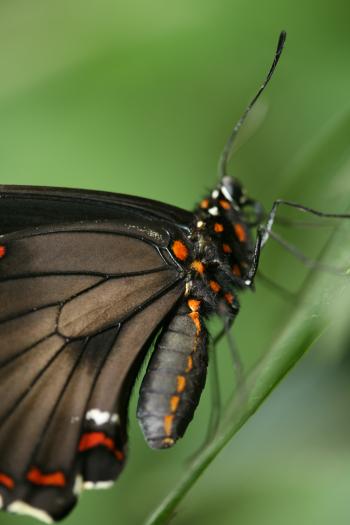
137 300 208 449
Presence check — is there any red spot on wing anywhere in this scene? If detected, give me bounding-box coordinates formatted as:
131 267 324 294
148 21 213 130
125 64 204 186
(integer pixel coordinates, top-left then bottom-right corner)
219 199 230 210
0 245 6 258
0 472 14 490
27 467 66 487
172 240 189 261
232 264 241 276
79 432 124 461
209 280 221 293
222 243 232 254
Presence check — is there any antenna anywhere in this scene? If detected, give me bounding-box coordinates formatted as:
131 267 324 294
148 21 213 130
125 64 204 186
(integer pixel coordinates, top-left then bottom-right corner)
218 31 287 179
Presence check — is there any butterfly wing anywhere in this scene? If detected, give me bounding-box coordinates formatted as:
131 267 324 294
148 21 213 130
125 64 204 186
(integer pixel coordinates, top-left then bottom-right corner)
0 217 186 522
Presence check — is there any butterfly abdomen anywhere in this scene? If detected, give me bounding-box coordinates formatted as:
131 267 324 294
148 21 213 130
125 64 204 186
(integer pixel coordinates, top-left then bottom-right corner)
137 300 208 449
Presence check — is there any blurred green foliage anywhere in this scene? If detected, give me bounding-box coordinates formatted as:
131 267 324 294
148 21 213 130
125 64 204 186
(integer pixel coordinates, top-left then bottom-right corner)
1 1 350 525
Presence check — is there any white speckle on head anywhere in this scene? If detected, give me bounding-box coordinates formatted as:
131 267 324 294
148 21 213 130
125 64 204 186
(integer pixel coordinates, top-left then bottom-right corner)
73 475 84 496
8 502 53 524
196 220 205 229
208 207 219 216
211 189 219 199
221 185 233 202
245 279 252 286
83 480 114 490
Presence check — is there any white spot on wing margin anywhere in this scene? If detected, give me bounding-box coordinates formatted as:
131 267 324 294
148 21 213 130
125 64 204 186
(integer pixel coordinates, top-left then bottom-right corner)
85 409 119 426
83 480 114 490
8 501 53 524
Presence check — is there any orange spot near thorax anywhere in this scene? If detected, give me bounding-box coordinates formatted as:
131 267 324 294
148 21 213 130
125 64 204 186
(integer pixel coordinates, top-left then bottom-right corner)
222 243 232 254
219 199 231 210
234 223 247 242
224 292 234 305
200 198 209 209
190 260 205 274
0 472 14 490
214 223 224 233
172 240 189 261
27 467 66 487
209 280 221 293
188 299 201 312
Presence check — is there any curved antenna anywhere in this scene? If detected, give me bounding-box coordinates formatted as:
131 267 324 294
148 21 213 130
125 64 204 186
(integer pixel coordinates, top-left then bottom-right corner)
218 31 287 179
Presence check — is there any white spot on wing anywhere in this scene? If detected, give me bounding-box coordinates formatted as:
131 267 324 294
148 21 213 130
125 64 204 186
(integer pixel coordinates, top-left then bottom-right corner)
83 480 114 490
8 501 53 524
73 475 84 495
211 189 219 199
86 409 119 426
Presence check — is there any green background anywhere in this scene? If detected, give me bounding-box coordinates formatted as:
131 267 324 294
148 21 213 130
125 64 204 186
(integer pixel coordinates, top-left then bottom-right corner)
1 1 350 524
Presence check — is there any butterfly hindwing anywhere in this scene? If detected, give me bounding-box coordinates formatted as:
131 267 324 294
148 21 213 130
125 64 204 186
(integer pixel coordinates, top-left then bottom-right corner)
0 219 185 521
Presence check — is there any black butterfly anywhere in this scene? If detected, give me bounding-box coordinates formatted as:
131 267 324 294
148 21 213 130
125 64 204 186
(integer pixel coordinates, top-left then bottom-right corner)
0 31 348 523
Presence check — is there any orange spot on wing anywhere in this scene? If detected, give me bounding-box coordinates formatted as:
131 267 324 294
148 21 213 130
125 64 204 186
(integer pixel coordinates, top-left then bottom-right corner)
164 415 174 436
79 432 124 461
222 243 232 254
188 299 201 312
0 472 14 490
200 199 209 209
234 223 247 242
232 264 241 276
172 240 189 261
176 375 186 393
186 355 193 372
0 246 6 258
190 260 205 273
224 292 234 304
188 311 201 334
170 395 180 413
219 199 230 210
27 467 66 487
209 280 221 293
214 223 224 233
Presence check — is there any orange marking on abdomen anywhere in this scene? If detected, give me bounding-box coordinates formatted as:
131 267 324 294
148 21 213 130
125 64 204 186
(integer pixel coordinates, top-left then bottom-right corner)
200 199 209 209
214 223 224 233
79 431 124 461
0 246 6 258
176 375 186 393
188 299 200 312
232 264 241 276
164 415 174 436
234 223 247 242
222 243 232 254
0 472 14 490
224 292 234 304
27 467 66 487
190 260 205 274
186 355 193 372
188 311 201 334
172 240 189 261
170 395 180 413
209 280 221 293
219 199 230 210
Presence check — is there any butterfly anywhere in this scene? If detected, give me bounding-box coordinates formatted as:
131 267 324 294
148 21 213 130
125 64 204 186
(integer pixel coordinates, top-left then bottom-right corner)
1 31 348 523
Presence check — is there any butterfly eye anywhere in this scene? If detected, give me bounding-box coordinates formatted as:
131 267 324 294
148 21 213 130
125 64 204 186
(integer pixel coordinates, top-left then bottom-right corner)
221 176 246 205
